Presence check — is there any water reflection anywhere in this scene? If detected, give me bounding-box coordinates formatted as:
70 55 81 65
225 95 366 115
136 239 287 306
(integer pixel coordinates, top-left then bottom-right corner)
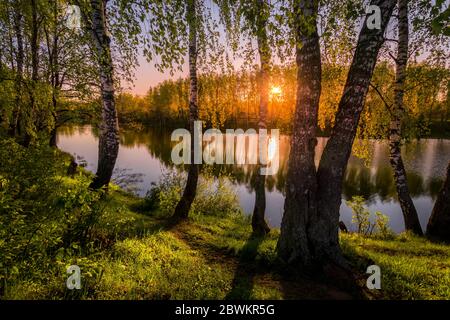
57 126 450 233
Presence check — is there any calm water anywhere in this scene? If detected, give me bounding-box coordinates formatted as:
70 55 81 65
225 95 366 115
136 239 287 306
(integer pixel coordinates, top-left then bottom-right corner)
57 125 450 233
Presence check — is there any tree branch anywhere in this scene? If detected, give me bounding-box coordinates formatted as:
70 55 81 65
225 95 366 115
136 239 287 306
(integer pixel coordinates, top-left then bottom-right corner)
369 82 394 116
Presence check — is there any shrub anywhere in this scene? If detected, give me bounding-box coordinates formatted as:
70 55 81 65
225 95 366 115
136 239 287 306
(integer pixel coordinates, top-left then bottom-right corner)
0 139 107 297
346 196 393 239
54 178 106 248
374 211 394 239
144 169 242 218
347 196 372 235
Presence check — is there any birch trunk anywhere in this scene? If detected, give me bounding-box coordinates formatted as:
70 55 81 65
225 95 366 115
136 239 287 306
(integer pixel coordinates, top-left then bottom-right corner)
49 0 60 148
252 0 271 236
9 5 23 137
389 0 423 235
172 0 199 220
30 0 39 83
23 0 39 146
313 0 395 267
277 0 321 266
88 0 119 190
426 161 450 242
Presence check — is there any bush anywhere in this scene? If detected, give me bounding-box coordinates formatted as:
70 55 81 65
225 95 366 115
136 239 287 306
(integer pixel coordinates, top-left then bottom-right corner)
346 196 394 239
374 211 394 239
144 169 242 218
54 177 106 248
347 196 372 235
0 139 107 297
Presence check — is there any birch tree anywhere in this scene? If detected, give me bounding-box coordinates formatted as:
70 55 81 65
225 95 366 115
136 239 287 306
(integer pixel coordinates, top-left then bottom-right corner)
387 0 422 235
172 0 200 220
425 0 450 243
365 0 449 235
219 0 290 235
75 0 141 189
278 0 397 268
251 0 271 235
126 0 223 219
427 161 450 243
77 0 119 189
42 1 97 147
9 0 24 138
234 0 274 235
277 0 322 266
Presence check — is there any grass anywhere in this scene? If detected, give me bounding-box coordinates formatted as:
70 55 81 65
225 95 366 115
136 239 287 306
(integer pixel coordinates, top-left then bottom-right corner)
341 233 450 299
5 181 450 299
2 143 450 300
96 231 233 299
89 198 284 300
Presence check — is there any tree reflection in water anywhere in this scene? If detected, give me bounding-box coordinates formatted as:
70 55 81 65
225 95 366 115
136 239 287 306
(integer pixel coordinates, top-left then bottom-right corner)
57 125 450 232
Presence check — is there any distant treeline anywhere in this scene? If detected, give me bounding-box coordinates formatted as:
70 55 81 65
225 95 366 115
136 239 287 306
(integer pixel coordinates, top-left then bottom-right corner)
117 63 449 137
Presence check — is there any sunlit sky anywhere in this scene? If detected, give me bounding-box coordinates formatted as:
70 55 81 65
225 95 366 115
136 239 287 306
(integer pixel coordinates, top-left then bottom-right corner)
124 19 444 96
128 55 186 96
126 48 437 97
128 48 251 96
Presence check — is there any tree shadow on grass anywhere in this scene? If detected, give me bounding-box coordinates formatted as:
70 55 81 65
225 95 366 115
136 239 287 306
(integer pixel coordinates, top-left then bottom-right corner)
278 268 358 300
274 243 367 299
225 234 265 299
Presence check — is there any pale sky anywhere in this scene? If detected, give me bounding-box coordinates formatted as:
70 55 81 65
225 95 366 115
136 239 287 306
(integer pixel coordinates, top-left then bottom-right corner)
126 55 186 96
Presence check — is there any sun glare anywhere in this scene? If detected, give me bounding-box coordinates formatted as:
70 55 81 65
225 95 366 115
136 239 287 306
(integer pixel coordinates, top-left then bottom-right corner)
270 86 282 95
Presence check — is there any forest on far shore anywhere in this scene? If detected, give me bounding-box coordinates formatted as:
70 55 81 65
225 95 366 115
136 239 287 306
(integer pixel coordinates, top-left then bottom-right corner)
116 63 449 137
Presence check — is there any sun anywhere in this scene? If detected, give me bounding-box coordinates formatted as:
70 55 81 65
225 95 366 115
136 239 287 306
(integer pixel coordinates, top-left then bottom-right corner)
270 86 282 95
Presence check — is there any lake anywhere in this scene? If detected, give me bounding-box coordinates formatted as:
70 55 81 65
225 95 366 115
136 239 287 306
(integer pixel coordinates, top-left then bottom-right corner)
57 125 450 233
